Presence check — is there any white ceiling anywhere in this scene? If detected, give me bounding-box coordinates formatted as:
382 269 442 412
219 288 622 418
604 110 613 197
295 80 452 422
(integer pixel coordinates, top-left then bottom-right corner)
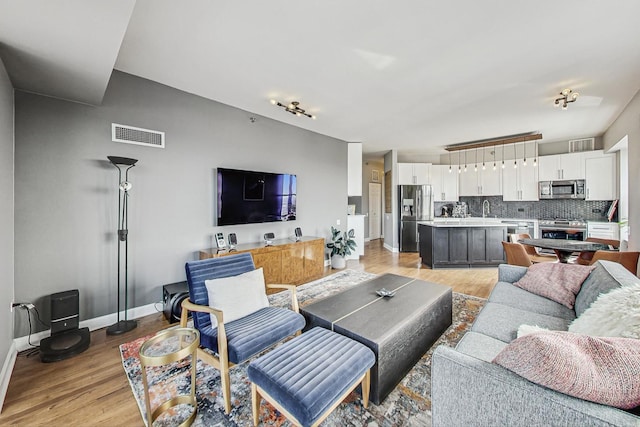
2 1 640 158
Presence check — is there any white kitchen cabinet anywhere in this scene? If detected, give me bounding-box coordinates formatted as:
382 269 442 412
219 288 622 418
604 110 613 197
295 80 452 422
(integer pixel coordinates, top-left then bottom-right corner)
538 152 587 181
347 143 362 196
397 163 430 185
587 222 620 240
585 153 617 200
430 164 458 201
502 163 538 201
459 168 501 196
346 214 365 259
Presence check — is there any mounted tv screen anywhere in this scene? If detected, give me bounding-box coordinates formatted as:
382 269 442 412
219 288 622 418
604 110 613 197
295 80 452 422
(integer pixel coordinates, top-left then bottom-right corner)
217 168 297 226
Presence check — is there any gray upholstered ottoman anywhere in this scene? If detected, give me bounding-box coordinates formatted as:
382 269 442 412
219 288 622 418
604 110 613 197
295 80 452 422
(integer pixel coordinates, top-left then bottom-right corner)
247 327 376 427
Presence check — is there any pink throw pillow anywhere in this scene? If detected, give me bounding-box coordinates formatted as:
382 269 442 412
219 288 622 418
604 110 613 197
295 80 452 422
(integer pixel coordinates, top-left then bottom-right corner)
493 331 640 409
513 263 593 309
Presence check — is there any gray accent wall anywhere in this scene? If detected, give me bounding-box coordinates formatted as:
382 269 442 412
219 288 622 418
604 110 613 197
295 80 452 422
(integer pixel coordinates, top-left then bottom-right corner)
603 88 640 251
0 58 15 374
14 71 347 336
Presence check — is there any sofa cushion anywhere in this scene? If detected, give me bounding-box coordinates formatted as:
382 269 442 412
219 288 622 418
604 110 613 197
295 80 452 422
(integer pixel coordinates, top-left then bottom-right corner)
199 306 306 364
471 302 571 343
493 331 640 409
513 263 593 309
455 331 508 363
489 282 576 321
569 283 640 339
575 260 637 317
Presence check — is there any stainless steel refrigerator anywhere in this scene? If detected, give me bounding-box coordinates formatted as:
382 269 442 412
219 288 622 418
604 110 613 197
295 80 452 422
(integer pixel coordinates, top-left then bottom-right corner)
399 184 433 252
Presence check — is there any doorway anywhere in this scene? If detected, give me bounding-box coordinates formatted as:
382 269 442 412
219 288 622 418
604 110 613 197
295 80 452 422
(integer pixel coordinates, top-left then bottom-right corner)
369 182 382 239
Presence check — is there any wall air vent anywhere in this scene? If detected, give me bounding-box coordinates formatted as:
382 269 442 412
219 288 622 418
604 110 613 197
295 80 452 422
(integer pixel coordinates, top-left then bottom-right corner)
568 137 594 152
112 123 165 148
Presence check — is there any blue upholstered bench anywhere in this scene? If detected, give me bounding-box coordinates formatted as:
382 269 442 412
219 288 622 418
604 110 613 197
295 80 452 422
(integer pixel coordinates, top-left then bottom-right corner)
247 327 376 427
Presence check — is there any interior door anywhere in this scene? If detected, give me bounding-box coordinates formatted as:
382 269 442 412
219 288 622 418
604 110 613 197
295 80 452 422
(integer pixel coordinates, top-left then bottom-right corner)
369 183 382 239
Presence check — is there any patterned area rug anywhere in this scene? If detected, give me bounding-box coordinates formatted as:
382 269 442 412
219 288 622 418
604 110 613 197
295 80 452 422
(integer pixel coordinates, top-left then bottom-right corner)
120 269 486 426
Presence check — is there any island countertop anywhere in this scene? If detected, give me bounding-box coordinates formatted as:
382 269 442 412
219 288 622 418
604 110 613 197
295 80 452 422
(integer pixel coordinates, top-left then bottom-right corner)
418 218 509 228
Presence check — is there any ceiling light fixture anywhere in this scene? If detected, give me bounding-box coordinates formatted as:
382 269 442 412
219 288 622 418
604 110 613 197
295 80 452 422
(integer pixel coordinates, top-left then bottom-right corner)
482 148 486 170
270 99 316 119
449 151 452 173
554 88 579 110
533 142 538 167
464 150 467 172
523 141 527 167
474 148 478 172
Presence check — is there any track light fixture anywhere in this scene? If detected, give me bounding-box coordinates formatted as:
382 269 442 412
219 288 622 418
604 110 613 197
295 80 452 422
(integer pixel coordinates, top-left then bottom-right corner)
270 99 316 119
554 88 579 110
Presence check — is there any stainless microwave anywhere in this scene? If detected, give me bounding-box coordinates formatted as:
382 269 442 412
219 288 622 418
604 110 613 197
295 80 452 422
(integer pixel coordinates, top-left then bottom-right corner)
539 180 586 199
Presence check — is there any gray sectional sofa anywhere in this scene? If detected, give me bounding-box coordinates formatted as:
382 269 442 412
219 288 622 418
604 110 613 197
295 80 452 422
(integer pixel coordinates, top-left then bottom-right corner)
431 260 640 427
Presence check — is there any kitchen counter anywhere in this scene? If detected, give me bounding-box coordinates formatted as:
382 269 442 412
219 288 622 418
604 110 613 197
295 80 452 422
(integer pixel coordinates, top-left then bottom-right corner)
420 218 506 227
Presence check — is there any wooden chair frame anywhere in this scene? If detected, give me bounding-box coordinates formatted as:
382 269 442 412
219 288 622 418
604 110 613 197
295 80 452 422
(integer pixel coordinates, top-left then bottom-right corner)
180 283 300 414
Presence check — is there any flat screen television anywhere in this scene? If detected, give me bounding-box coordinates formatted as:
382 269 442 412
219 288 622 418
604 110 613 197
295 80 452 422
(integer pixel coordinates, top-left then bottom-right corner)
216 168 297 226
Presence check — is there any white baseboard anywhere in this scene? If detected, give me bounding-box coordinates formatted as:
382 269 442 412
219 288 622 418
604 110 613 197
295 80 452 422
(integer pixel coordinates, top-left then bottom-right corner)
13 303 159 353
0 342 17 413
383 243 399 253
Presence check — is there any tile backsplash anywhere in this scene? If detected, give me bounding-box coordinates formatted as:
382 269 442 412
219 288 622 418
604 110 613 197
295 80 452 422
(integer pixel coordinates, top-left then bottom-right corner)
434 196 617 222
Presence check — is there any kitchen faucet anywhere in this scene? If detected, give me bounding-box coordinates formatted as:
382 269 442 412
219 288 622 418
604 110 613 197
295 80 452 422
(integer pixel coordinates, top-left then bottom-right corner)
482 199 490 218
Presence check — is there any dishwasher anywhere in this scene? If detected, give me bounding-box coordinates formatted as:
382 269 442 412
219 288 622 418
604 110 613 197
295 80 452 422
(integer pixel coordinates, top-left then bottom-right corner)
501 220 536 239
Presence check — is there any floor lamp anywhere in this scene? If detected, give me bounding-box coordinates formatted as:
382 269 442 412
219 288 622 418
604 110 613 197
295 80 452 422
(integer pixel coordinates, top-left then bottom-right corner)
106 156 138 335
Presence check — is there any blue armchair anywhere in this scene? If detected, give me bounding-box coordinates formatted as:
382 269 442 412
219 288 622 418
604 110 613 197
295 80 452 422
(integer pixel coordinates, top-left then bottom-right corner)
181 253 305 413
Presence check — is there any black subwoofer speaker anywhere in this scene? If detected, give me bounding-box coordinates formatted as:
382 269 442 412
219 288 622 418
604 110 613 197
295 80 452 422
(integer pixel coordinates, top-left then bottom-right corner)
163 281 190 324
39 289 90 363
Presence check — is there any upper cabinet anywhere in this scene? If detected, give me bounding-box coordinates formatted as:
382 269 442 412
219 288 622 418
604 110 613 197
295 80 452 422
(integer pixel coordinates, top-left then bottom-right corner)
397 163 430 185
538 152 586 181
347 143 362 196
585 153 617 200
459 167 502 196
430 165 459 201
502 163 539 201
537 150 617 200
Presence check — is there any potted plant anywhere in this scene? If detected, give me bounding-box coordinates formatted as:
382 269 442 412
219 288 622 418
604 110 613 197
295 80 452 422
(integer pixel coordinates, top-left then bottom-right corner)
326 226 357 269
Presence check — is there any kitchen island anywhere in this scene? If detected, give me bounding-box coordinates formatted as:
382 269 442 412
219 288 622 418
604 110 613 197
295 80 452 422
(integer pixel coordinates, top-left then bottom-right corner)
418 219 508 269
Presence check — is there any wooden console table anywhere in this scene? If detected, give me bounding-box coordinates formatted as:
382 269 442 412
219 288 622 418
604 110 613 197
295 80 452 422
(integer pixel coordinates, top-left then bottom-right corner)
199 236 325 289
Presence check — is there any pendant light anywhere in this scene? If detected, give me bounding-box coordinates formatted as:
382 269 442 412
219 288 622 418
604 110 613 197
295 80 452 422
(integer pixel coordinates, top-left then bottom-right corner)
449 151 452 173
482 147 486 170
458 151 461 174
533 142 538 167
492 149 496 171
523 141 527 167
464 150 467 172
501 144 505 169
474 148 478 172
513 143 518 168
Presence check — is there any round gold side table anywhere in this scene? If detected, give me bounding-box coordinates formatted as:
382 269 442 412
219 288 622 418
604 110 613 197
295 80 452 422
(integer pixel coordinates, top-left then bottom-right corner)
139 327 200 427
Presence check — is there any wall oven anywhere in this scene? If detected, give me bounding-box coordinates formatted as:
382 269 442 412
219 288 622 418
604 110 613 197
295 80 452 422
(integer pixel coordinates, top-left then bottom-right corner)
538 219 586 241
539 180 586 200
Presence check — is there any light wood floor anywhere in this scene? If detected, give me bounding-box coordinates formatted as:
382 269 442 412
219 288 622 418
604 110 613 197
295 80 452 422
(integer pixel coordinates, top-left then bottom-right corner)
0 239 497 426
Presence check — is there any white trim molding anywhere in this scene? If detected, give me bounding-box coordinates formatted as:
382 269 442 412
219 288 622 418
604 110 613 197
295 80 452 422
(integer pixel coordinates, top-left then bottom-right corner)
0 342 17 413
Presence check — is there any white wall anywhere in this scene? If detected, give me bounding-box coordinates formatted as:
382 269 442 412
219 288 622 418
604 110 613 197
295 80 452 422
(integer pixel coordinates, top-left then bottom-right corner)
13 71 347 336
603 89 640 251
0 57 15 410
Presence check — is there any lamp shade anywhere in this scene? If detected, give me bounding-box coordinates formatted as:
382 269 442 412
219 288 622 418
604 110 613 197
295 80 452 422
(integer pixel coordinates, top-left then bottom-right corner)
107 156 138 166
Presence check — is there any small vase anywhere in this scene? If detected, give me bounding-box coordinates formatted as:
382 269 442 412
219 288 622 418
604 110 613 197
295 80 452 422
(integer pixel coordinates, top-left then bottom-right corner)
331 254 346 269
